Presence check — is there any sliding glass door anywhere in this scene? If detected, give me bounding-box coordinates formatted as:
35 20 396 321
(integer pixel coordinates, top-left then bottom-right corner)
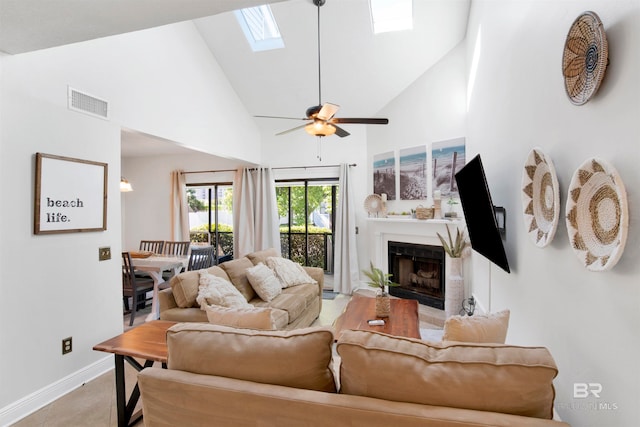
276 180 337 272
187 184 234 260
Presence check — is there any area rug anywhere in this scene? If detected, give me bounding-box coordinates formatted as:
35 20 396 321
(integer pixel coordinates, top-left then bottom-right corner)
322 291 339 300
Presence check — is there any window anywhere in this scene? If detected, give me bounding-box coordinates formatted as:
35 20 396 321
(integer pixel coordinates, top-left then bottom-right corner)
369 0 413 34
187 184 234 260
235 5 284 52
276 180 337 271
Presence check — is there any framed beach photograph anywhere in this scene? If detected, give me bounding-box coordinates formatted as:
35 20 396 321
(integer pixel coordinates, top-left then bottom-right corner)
399 145 427 200
373 151 396 200
34 153 108 234
431 137 466 197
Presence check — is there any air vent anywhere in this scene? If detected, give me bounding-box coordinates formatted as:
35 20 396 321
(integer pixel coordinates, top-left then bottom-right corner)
67 86 109 120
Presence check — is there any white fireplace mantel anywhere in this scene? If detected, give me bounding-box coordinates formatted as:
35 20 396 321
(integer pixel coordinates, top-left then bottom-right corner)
367 218 465 271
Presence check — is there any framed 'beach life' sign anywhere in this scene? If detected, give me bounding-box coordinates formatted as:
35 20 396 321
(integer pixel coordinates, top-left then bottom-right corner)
34 153 108 234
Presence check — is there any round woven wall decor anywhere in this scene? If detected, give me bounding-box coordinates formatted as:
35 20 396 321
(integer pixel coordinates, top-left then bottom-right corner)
521 148 560 248
565 158 628 271
562 11 608 105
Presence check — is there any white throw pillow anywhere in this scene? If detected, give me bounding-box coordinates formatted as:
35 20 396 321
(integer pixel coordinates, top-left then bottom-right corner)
205 305 275 330
265 256 317 288
442 309 510 343
197 272 253 309
246 262 282 302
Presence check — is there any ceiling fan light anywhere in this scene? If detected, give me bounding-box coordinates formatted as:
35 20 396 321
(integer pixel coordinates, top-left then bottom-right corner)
305 121 336 137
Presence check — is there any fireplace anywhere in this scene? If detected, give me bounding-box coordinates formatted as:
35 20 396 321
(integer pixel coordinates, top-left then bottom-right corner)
387 241 445 309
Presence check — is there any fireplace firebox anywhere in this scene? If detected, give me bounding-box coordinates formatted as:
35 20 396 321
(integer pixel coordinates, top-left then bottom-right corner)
387 241 445 309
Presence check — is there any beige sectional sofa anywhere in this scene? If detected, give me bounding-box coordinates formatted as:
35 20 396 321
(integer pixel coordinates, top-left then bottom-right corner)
158 248 323 329
139 323 570 427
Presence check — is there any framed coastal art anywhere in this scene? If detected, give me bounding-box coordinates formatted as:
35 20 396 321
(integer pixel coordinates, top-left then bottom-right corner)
34 153 108 234
373 151 396 200
432 137 466 197
399 145 427 200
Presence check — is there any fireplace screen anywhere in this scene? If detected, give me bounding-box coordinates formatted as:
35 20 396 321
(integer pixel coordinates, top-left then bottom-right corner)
388 241 445 309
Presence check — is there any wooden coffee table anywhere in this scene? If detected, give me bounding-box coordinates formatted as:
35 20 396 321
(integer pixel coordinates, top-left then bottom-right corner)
93 320 177 427
333 294 421 341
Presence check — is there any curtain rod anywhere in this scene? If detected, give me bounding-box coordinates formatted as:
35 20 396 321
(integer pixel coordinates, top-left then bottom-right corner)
181 163 356 175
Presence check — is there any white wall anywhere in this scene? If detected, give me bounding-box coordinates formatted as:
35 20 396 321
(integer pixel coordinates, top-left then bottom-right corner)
465 1 639 425
0 21 261 424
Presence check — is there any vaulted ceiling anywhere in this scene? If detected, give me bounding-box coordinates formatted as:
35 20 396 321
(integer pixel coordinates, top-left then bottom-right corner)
0 0 470 157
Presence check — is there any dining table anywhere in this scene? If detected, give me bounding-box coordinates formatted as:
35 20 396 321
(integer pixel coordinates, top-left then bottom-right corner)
130 255 189 322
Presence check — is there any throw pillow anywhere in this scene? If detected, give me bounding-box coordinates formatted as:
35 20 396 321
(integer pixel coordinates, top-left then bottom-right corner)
246 248 280 265
442 309 510 343
246 262 282 302
265 256 317 288
196 272 253 309
167 323 337 393
219 257 256 302
204 305 275 330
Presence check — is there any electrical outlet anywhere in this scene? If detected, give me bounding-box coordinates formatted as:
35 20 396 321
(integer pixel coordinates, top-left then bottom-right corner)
62 337 72 355
99 247 111 261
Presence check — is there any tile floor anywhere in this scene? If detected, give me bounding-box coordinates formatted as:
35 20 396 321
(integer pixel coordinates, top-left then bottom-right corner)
12 278 443 427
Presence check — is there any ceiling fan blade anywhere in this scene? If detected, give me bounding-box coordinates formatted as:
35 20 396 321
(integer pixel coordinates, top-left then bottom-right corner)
255 115 308 120
275 122 310 136
317 103 340 121
331 117 389 125
333 125 351 138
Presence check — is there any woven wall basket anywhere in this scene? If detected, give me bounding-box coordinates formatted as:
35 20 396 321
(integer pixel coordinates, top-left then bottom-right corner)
565 158 628 271
562 11 608 106
521 148 560 248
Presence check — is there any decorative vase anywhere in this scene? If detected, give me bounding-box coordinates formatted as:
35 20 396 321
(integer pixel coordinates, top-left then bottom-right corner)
375 292 391 318
445 257 464 318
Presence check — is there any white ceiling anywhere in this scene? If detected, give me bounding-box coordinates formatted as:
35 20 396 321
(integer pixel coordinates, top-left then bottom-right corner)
0 0 470 158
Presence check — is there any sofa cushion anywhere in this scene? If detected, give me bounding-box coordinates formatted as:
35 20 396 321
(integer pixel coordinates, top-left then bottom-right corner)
443 309 510 343
166 323 336 392
246 248 280 265
252 292 306 322
265 257 318 288
246 262 282 302
337 330 557 419
170 266 229 308
197 272 252 309
219 257 256 302
204 305 275 330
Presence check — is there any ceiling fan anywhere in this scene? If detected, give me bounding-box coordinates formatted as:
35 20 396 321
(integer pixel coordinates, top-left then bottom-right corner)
255 0 389 138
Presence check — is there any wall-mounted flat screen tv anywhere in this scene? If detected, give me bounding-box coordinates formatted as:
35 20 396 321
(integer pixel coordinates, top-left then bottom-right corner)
454 154 510 273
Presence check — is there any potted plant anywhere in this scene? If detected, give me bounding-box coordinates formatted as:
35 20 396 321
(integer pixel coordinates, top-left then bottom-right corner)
436 224 468 258
362 261 399 317
445 196 459 218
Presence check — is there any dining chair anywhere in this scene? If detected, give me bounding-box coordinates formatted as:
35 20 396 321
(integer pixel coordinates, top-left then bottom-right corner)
163 241 190 257
122 252 155 326
139 240 164 254
187 246 216 271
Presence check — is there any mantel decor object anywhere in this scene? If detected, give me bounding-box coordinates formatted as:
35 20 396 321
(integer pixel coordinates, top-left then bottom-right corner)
562 11 608 106
521 148 560 248
565 158 628 271
364 194 384 217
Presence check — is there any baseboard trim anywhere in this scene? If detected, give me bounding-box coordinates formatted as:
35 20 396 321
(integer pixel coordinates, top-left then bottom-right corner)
0 356 113 427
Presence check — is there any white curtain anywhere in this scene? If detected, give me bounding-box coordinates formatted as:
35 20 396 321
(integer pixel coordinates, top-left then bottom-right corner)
233 167 281 258
333 163 359 294
170 170 189 241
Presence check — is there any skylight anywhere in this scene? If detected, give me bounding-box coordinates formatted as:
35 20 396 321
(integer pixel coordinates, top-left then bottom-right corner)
369 0 413 34
235 5 284 52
